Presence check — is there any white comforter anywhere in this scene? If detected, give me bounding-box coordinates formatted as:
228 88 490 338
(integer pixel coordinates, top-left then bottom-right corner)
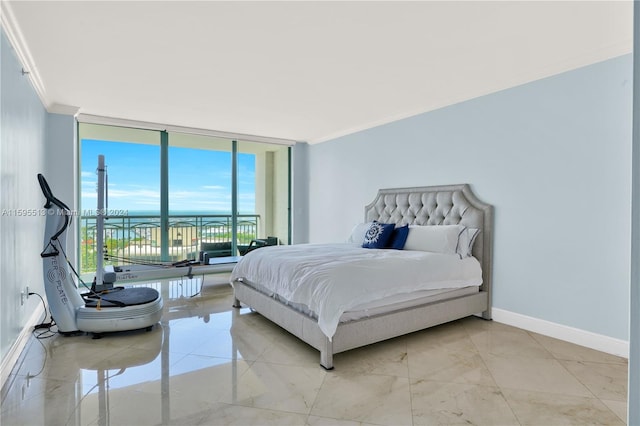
230 243 482 340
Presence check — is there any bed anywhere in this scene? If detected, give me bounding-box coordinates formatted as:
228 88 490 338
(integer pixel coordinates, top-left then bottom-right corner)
230 184 493 369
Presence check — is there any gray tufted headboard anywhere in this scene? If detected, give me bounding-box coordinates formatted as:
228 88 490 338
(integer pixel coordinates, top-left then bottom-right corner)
364 184 493 307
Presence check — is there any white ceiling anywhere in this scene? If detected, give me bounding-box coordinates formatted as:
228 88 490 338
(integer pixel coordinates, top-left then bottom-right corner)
3 1 633 144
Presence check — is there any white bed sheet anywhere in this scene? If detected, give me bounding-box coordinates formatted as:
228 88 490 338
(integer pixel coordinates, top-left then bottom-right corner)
230 243 482 340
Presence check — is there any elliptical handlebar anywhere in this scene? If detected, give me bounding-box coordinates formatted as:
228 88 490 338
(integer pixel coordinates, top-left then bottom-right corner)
37 173 54 208
38 173 71 211
37 173 71 243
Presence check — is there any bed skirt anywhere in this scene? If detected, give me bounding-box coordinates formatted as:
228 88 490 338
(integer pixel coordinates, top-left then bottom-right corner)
233 280 489 369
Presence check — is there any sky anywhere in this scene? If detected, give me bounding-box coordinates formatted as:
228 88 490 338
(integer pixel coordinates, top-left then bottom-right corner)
81 139 256 214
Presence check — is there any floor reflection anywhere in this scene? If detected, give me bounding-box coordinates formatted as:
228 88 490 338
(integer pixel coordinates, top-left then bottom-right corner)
0 272 630 426
1 273 259 425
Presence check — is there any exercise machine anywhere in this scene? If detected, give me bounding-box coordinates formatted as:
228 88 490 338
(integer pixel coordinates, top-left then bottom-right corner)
38 155 163 335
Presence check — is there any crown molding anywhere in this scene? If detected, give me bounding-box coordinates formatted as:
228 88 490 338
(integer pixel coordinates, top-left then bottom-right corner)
1 1 50 109
77 113 298 146
49 103 80 116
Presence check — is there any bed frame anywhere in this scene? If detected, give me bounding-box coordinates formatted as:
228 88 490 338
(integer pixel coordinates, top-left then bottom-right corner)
232 184 493 369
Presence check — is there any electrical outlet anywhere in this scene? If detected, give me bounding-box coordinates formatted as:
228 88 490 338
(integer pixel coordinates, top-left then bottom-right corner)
20 286 30 306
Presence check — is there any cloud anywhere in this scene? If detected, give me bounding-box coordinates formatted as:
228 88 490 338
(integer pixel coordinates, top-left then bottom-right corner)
107 188 160 199
238 192 255 200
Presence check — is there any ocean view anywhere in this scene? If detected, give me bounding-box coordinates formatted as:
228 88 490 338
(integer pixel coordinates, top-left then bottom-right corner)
80 210 259 272
90 210 247 217
118 210 253 216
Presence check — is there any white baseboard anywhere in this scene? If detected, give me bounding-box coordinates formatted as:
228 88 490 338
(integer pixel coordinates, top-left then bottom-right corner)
492 308 629 359
1 305 45 390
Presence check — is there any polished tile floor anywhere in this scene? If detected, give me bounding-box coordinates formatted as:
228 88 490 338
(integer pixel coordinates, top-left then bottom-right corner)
1 273 629 425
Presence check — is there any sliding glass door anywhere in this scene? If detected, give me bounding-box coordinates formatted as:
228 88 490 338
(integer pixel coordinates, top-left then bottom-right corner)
79 124 161 274
167 133 236 260
78 123 290 275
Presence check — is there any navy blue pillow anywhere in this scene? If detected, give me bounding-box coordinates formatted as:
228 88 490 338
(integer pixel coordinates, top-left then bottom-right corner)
387 224 409 250
362 221 395 249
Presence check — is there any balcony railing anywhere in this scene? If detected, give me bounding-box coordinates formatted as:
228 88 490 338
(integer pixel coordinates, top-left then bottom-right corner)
80 214 259 274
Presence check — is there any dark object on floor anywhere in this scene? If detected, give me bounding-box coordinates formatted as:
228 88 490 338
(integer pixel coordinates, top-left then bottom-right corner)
201 241 233 258
238 236 278 256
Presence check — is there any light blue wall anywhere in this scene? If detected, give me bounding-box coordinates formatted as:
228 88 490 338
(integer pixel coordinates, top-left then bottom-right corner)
309 54 632 341
0 29 76 366
628 5 640 424
45 113 77 266
0 28 48 362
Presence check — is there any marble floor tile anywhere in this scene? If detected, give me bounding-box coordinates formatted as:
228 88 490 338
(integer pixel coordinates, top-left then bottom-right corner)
406 320 478 353
1 277 630 426
529 333 628 365
600 399 628 423
560 359 629 402
158 355 253 413
253 330 324 368
482 354 593 397
310 372 412 426
501 388 625 426
331 338 409 378
410 380 519 425
467 325 554 359
306 415 381 426
0 375 77 425
1 378 86 426
165 402 309 426
231 361 326 414
408 350 497 387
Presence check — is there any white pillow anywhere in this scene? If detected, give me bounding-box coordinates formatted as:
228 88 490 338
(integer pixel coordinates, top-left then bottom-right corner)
404 224 465 255
456 227 480 258
347 222 373 244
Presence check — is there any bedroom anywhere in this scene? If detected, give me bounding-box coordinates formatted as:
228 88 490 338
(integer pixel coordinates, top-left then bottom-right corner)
0 1 638 424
